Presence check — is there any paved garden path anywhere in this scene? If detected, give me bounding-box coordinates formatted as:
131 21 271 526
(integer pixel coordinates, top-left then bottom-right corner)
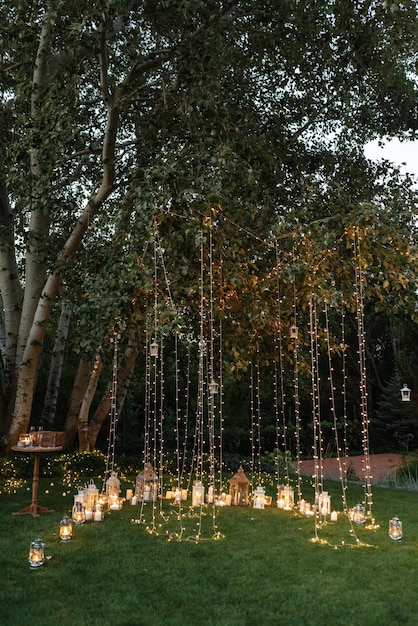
297 453 404 483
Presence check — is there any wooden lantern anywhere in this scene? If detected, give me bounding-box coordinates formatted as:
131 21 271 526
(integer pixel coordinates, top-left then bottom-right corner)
229 466 250 506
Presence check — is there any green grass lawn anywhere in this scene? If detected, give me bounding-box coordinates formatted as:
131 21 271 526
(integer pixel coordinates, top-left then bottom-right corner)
1 476 418 626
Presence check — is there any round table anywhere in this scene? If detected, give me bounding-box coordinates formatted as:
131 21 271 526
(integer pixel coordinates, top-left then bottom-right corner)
11 446 63 517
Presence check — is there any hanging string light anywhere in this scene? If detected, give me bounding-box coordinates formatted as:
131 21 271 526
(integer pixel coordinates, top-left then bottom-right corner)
291 238 302 506
353 228 378 529
102 321 122 496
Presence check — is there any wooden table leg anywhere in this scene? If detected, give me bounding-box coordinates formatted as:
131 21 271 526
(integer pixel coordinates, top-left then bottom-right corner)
12 453 54 517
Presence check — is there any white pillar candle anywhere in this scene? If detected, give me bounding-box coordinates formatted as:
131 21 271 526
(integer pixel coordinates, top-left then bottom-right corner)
131 495 138 505
331 510 338 522
126 489 133 501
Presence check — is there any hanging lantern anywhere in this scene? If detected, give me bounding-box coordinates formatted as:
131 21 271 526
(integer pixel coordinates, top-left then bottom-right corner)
253 485 265 509
149 340 158 358
135 463 158 502
229 466 250 506
28 539 45 568
290 325 298 340
208 380 219 395
401 384 411 402
192 481 205 507
351 503 365 524
59 515 73 541
72 501 86 525
389 517 403 541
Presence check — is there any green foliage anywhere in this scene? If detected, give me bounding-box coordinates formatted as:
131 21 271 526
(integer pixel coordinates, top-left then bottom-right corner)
1 0 418 451
373 372 417 452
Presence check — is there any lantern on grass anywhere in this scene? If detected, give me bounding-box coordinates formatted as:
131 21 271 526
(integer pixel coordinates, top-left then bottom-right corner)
229 466 250 506
401 384 411 402
72 501 86 525
85 479 99 511
192 481 205 507
136 463 158 502
59 515 72 541
351 503 365 524
106 471 120 497
28 539 45 568
277 484 294 510
318 492 331 517
94 501 104 521
253 485 265 509
389 517 403 541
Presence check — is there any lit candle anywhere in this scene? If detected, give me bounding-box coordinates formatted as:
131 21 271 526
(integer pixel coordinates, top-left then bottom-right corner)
331 510 338 522
126 489 133 501
131 495 138 505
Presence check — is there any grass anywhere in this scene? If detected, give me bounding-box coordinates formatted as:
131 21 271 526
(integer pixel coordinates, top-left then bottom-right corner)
1 475 418 626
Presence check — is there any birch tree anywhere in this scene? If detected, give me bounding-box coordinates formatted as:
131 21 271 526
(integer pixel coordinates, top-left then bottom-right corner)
1 0 417 451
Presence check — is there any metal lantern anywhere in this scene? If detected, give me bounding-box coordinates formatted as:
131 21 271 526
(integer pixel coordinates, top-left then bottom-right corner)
290 325 298 340
209 380 219 395
59 515 73 541
278 484 294 511
229 466 250 506
192 481 205 507
352 503 365 524
135 463 158 502
106 471 120 499
72 501 86 525
318 492 331 517
85 479 99 511
28 539 45 568
253 485 266 509
109 496 123 510
401 384 411 402
149 340 158 358
94 501 104 521
389 516 403 541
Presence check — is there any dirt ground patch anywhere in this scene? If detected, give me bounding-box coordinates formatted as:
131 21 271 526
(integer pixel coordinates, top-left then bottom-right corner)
297 453 404 483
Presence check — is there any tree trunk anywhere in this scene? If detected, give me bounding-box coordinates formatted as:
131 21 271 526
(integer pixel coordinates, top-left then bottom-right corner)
78 355 102 452
87 344 139 450
64 356 92 448
40 302 72 429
